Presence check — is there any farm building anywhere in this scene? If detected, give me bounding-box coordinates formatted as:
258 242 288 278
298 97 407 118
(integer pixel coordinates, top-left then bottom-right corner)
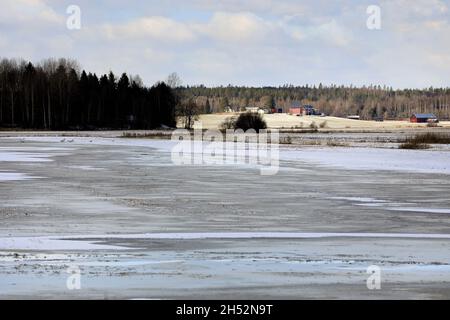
245 106 259 113
288 104 317 115
288 101 302 115
289 106 302 115
303 105 316 115
410 113 438 123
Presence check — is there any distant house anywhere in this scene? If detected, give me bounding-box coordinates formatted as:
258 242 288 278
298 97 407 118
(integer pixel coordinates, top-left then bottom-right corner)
245 106 259 113
347 115 360 120
289 106 302 115
288 101 302 115
288 103 317 116
410 113 438 123
303 105 316 115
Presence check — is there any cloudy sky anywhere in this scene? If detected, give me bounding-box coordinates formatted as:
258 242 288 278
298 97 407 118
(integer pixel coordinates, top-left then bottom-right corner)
1 0 449 88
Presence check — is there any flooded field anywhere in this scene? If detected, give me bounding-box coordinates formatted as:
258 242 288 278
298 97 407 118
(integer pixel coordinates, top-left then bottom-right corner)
1 136 450 299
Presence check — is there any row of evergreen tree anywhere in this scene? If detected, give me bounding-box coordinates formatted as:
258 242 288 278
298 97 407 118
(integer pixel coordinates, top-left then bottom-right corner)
178 84 450 120
0 58 176 129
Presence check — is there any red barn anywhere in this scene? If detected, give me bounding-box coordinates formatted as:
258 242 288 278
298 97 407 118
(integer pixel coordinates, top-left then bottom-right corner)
410 113 438 123
289 106 302 115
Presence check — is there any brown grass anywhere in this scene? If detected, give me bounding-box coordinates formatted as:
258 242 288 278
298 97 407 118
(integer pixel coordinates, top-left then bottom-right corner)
279 137 292 144
399 142 430 150
121 132 171 139
326 140 350 147
404 132 450 144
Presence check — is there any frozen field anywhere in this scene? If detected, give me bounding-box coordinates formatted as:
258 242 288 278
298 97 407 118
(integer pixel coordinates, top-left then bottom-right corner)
1 136 450 299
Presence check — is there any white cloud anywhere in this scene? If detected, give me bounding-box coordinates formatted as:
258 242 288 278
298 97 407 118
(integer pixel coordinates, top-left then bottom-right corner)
200 12 276 43
285 18 352 47
191 0 307 16
100 16 196 42
0 0 63 27
1 0 450 88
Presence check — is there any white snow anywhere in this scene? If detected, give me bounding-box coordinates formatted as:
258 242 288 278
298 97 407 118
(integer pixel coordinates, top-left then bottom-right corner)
331 196 450 214
0 145 73 162
387 207 450 214
66 165 104 171
2 232 450 251
0 237 126 251
11 136 177 151
283 147 450 174
329 197 387 203
75 232 450 240
0 172 38 181
0 151 53 162
0 147 73 151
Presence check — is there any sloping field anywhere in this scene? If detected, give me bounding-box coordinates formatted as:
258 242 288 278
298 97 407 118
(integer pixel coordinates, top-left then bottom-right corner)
193 113 450 131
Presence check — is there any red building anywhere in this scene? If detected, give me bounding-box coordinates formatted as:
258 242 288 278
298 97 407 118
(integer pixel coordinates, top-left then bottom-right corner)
289 106 302 115
410 113 438 123
289 104 316 115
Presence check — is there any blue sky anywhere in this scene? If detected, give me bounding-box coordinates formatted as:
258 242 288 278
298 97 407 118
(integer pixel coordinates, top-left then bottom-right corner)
1 0 449 88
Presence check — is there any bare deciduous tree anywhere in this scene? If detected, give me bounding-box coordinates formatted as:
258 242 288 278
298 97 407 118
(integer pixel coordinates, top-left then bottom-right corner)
177 99 200 130
166 72 182 89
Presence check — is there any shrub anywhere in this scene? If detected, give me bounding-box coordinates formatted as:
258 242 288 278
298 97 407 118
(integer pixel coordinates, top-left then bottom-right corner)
279 136 292 144
309 121 318 130
300 140 321 146
220 116 237 131
234 112 267 132
399 142 430 150
121 132 171 139
399 133 450 145
326 140 349 147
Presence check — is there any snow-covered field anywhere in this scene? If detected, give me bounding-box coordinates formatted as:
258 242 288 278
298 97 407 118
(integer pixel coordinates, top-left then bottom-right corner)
0 136 450 299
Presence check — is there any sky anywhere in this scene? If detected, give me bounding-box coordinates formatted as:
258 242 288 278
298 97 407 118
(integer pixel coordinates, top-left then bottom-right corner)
1 0 449 88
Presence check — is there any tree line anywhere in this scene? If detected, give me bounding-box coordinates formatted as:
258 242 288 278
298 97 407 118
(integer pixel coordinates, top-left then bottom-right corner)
0 58 176 130
178 84 450 120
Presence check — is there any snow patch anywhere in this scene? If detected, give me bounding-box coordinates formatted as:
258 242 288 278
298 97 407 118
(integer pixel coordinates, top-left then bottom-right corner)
283 147 450 174
0 237 126 251
0 172 39 181
332 196 450 214
0 151 53 162
2 232 450 251
66 165 104 171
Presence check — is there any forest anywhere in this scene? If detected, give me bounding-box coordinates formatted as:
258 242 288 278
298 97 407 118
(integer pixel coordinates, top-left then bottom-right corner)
179 84 450 120
2 57 450 131
0 58 176 130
